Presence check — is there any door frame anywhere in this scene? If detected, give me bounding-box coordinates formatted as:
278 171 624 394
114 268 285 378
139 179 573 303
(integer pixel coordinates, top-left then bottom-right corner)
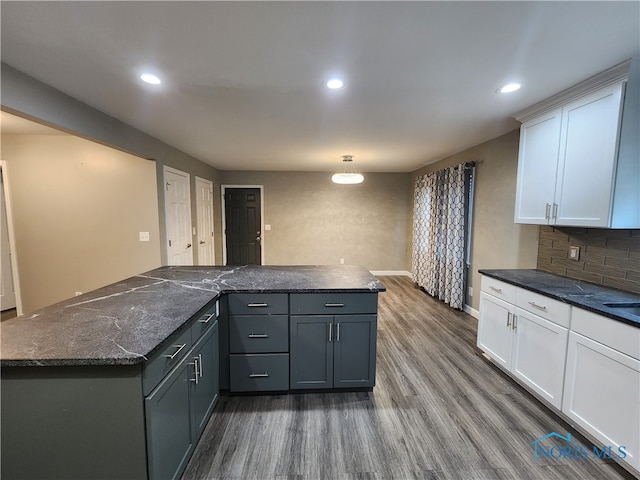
163 166 193 266
221 185 264 265
0 161 23 315
195 176 215 265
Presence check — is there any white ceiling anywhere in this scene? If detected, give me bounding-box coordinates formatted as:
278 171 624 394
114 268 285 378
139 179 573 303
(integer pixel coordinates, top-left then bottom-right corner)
1 1 639 173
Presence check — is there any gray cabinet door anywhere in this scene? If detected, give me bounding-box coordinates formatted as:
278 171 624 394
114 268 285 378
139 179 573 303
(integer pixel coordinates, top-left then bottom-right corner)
191 322 219 439
290 315 333 389
333 315 377 388
145 360 193 480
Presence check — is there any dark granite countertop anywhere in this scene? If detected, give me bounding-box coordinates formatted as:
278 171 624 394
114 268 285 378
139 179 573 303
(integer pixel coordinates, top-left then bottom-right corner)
479 269 640 328
1 265 386 368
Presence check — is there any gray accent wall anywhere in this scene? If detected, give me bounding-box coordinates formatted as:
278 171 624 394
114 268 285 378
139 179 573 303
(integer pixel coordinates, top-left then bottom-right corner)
220 171 411 271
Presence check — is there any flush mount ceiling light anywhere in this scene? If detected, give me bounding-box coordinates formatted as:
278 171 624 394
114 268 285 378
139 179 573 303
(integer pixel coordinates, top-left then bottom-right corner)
497 82 522 94
325 78 345 90
140 73 162 85
332 155 364 184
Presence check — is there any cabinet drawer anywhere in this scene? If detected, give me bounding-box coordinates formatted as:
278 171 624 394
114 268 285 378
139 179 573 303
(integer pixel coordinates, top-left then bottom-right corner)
143 327 192 396
191 299 219 341
290 293 377 315
516 289 571 328
229 354 289 392
229 315 289 353
227 293 288 315
480 276 516 304
571 307 640 359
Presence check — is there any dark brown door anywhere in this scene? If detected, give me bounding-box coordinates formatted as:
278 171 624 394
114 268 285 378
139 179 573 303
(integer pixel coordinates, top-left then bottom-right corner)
224 188 261 265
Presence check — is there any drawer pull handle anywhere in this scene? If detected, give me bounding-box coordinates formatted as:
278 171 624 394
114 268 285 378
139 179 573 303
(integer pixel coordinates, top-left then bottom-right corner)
248 334 269 339
325 303 345 307
507 312 511 327
512 315 518 330
489 286 502 293
528 301 547 311
163 343 187 360
328 323 333 342
336 322 340 342
249 373 269 378
247 303 268 308
199 313 215 324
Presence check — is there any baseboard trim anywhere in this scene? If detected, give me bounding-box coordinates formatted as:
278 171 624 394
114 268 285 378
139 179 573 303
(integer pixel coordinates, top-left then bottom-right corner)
371 270 412 277
464 305 479 319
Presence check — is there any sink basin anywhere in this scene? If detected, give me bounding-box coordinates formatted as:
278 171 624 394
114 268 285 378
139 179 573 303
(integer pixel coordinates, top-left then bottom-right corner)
602 302 640 316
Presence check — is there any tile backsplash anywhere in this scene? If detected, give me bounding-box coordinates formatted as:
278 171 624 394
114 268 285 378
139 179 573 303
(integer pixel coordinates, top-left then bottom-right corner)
537 226 640 294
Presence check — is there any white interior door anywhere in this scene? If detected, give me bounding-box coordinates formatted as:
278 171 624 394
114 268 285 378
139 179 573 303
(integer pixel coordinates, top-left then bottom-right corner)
1 172 16 310
195 177 214 265
164 167 193 266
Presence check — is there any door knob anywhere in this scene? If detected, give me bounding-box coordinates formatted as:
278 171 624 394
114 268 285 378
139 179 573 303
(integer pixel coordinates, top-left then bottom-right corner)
199 241 206 245
256 236 261 242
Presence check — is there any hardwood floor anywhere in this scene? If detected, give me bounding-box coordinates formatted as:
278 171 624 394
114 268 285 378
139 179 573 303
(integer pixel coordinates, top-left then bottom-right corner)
182 276 635 480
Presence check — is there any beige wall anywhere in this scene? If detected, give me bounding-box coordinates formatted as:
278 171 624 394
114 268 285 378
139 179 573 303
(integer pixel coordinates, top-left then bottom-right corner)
220 171 411 271
2 134 162 314
2 65 222 266
410 129 539 311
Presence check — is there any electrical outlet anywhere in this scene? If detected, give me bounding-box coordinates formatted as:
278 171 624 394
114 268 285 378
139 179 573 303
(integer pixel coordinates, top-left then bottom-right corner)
340 258 345 265
468 287 473 297
139 232 150 242
75 291 82 297
569 246 580 261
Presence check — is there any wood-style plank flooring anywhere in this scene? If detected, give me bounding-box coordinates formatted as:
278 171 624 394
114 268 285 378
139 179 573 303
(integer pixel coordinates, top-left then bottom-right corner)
182 276 635 480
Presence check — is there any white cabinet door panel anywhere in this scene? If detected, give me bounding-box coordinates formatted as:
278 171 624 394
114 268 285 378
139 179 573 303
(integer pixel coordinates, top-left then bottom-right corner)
555 83 623 226
512 308 568 409
514 109 562 224
478 292 514 370
563 331 640 471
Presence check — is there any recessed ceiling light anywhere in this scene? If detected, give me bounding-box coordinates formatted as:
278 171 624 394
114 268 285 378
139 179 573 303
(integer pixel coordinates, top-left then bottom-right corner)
497 82 521 94
326 78 345 90
140 73 161 85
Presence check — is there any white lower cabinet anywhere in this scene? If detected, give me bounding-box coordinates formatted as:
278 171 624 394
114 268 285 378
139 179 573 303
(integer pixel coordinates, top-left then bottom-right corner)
511 307 568 409
478 287 568 409
562 310 640 472
479 275 640 475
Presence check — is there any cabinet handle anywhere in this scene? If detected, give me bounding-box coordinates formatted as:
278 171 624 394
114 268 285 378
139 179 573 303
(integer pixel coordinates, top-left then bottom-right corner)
248 333 269 339
199 313 215 324
328 323 333 342
552 203 558 220
249 373 269 378
198 353 203 378
247 303 268 308
324 303 345 308
506 312 511 327
513 315 518 330
528 301 547 311
163 343 187 359
190 358 200 384
489 286 502 294
545 203 551 221
336 323 340 342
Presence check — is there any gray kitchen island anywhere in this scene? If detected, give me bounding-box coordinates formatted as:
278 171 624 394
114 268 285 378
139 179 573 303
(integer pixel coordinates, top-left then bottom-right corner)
1 265 385 480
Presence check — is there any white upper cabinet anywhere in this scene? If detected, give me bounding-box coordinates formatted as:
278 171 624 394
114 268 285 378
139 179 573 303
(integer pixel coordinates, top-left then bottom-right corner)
514 58 639 228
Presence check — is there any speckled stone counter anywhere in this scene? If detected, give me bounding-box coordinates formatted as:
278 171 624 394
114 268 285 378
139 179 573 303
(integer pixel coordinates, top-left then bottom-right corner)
1 265 386 367
479 269 640 328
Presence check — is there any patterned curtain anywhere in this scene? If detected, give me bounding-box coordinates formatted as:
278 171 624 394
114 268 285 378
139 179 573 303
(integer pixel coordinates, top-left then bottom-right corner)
412 163 468 310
